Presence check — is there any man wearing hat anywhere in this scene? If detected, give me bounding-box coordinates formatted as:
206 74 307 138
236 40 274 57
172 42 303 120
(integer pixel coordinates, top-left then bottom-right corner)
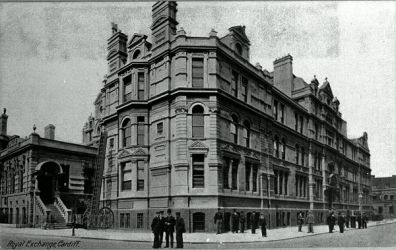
151 212 161 248
175 212 186 248
165 209 176 248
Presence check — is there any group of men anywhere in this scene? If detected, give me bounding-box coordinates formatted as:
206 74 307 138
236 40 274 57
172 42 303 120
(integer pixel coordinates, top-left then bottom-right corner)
327 211 369 234
297 211 315 233
214 209 268 237
151 209 186 248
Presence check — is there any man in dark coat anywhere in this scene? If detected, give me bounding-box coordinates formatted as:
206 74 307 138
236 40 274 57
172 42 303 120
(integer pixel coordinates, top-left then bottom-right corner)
357 213 362 229
175 212 185 249
151 212 161 248
159 211 165 247
239 211 246 233
327 212 336 233
345 211 350 228
214 208 223 234
251 211 257 234
362 213 368 229
259 213 267 237
165 209 176 248
338 212 345 233
297 212 304 232
231 209 240 233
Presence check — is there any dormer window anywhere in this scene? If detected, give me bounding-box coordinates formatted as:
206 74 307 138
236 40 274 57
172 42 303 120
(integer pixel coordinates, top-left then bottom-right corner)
132 49 141 60
236 43 242 56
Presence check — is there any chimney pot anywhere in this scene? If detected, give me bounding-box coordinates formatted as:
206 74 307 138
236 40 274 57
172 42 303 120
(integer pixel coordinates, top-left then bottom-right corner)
44 124 55 140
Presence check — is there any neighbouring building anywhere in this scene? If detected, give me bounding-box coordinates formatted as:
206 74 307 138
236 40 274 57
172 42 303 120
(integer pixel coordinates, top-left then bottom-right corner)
0 109 97 226
82 1 372 232
371 175 396 218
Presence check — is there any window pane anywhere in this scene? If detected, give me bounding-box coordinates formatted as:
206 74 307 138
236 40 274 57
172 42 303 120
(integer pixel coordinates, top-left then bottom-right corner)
192 155 205 188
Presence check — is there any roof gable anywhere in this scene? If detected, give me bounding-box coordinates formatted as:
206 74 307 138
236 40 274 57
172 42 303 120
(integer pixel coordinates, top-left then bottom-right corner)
319 79 334 98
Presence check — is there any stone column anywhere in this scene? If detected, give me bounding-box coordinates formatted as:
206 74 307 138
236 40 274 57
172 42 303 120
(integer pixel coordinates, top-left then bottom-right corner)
321 151 327 208
308 145 314 209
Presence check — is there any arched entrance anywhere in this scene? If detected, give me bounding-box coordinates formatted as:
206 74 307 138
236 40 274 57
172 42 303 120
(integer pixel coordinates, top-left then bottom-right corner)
36 161 63 205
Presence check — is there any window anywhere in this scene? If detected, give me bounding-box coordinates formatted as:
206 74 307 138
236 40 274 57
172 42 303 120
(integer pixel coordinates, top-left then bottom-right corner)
378 207 383 214
138 72 145 100
109 138 114 149
192 155 205 188
315 123 319 140
137 213 143 228
121 162 132 191
245 162 251 191
123 75 132 102
223 158 230 189
242 77 248 102
236 43 242 55
295 145 300 165
231 71 239 97
274 100 278 120
252 165 258 192
192 212 205 232
157 122 163 135
273 136 279 158
120 213 125 228
301 147 305 166
121 119 131 147
192 105 204 138
274 170 278 194
284 172 288 195
295 112 298 131
280 104 285 123
19 171 23 192
299 116 303 134
281 138 286 160
126 213 130 228
137 116 145 145
243 121 250 148
390 206 394 214
132 49 140 59
231 160 239 190
230 115 239 144
192 58 204 88
137 161 145 191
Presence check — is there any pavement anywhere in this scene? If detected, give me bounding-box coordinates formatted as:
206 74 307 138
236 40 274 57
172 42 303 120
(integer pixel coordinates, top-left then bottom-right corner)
1 218 396 244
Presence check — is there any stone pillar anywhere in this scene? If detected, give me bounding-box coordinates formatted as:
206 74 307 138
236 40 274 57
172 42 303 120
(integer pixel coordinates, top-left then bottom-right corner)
321 152 327 208
308 146 314 209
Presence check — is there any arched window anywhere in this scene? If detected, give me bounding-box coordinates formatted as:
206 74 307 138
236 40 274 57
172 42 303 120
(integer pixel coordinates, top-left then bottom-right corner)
236 43 242 56
193 212 205 232
192 105 204 138
243 121 251 148
132 49 141 59
121 119 131 147
281 138 286 160
230 115 239 144
295 145 300 165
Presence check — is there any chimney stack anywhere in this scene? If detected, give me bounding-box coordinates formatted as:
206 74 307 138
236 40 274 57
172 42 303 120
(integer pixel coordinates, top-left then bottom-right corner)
0 108 8 136
44 124 55 140
273 54 293 97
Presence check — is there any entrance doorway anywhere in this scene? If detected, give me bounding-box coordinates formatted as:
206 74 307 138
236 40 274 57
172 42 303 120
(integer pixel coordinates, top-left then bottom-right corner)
36 161 62 205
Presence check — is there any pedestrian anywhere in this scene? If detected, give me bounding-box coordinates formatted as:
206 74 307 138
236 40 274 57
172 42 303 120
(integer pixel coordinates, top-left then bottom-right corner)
214 208 223 234
239 211 246 233
357 213 362 229
251 211 257 234
307 210 314 233
351 213 356 228
345 211 350 228
327 212 336 233
151 212 161 248
159 211 165 247
338 212 345 233
362 213 368 229
175 212 185 249
297 212 304 232
231 209 240 233
165 209 176 248
259 213 267 237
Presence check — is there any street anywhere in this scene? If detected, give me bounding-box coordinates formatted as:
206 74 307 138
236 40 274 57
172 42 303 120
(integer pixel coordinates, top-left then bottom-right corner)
1 223 395 249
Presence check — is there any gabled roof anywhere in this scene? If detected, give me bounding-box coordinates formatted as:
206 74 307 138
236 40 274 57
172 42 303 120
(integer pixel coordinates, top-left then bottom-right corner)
228 25 250 45
128 33 148 48
319 79 334 98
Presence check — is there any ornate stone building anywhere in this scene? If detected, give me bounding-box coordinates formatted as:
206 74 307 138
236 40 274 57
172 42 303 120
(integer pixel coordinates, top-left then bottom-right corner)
0 109 97 226
82 1 372 232
371 175 396 218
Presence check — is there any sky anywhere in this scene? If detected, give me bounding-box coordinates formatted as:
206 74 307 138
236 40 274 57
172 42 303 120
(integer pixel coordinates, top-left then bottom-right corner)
0 1 395 177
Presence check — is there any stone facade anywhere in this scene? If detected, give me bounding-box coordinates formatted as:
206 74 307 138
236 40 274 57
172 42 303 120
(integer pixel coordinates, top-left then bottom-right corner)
371 175 396 218
0 111 97 226
82 1 372 232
